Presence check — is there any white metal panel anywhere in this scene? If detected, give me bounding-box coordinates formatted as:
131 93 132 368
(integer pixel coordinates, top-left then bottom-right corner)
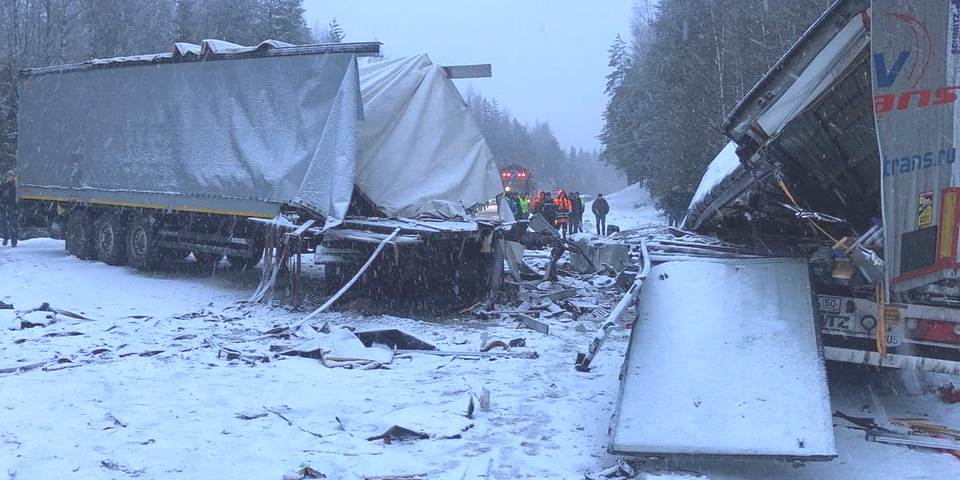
357 55 502 218
756 12 868 136
610 258 836 460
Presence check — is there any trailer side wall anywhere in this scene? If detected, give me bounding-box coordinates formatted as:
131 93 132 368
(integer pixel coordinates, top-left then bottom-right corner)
17 52 361 221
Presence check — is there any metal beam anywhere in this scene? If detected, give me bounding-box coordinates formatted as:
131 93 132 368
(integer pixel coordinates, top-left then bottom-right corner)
441 64 492 79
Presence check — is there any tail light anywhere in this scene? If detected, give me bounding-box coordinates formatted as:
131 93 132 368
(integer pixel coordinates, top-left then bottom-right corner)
905 318 960 345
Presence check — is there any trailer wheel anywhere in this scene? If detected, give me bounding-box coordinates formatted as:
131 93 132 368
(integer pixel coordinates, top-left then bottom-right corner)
66 210 97 260
94 211 128 265
127 214 161 271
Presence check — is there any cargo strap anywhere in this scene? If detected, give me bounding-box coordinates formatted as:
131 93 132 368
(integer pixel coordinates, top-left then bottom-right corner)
776 177 840 243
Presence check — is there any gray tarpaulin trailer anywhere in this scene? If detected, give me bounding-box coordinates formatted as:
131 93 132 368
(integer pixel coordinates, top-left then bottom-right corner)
18 41 376 222
16 41 377 270
15 40 503 309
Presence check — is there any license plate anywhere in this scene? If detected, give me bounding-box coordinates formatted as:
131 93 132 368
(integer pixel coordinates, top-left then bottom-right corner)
818 295 843 314
823 314 853 331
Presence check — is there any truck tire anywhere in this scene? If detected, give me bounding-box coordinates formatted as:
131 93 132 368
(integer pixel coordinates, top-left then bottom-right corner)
66 210 97 260
127 213 162 271
94 211 128 265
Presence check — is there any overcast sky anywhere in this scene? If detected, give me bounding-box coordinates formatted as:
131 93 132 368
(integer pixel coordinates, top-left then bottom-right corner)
302 0 635 151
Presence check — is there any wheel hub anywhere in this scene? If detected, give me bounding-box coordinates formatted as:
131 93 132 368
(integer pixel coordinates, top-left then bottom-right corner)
99 224 114 253
132 227 148 258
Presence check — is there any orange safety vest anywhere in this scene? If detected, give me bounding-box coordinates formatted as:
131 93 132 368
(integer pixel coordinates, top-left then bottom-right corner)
555 193 572 224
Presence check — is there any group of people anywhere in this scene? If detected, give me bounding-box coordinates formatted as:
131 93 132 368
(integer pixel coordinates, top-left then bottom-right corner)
503 189 610 237
0 170 19 247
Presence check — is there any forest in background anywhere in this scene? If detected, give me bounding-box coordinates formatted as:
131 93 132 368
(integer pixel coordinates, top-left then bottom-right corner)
467 91 625 195
599 0 833 223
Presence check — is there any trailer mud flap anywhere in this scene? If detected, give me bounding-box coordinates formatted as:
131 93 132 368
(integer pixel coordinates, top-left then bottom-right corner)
609 258 836 460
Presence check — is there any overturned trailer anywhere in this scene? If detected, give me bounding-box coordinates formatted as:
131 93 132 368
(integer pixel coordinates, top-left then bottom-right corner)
610 0 960 464
681 0 960 373
16 40 503 308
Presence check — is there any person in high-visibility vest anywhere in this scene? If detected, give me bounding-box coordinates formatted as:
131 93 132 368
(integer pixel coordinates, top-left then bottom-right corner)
555 190 573 238
518 194 530 219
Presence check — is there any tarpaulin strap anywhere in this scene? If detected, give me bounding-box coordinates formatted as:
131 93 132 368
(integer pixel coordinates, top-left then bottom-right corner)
776 177 840 244
876 281 887 357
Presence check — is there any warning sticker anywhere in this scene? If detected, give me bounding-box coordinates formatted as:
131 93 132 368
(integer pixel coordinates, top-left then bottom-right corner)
918 191 935 228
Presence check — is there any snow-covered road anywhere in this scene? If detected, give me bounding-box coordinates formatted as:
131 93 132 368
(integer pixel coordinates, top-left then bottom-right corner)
1 184 959 479
0 239 628 480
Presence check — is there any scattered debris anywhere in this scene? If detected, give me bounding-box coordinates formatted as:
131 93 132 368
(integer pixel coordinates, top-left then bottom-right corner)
939 383 960 404
366 425 430 443
18 310 57 329
585 459 637 480
517 314 549 335
263 406 324 438
479 388 491 412
206 337 269 364
480 340 509 352
395 349 538 359
104 412 128 429
235 409 269 420
363 474 427 480
100 459 144 476
866 430 960 453
569 234 631 274
892 418 960 441
281 327 394 367
354 329 435 351
281 466 326 480
575 240 649 372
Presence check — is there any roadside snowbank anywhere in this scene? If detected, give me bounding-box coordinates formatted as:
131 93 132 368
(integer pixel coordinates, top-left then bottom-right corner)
584 182 664 233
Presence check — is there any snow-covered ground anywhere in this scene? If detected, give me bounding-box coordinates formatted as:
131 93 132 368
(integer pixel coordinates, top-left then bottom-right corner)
2 190 959 479
0 239 630 480
584 183 665 234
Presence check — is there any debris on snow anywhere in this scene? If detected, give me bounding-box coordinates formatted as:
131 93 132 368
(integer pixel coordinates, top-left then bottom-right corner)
282 327 394 366
517 314 549 335
234 409 269 420
365 425 430 443
353 329 435 351
479 388 491 412
281 465 326 479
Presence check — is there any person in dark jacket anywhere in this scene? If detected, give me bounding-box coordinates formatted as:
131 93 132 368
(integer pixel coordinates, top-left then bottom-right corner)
540 192 558 226
570 192 584 233
592 193 609 236
0 170 18 247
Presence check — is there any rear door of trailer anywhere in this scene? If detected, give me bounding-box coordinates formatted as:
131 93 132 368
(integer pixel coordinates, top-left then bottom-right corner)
610 257 836 460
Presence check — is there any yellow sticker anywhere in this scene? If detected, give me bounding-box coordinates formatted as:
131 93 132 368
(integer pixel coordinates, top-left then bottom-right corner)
918 191 934 228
